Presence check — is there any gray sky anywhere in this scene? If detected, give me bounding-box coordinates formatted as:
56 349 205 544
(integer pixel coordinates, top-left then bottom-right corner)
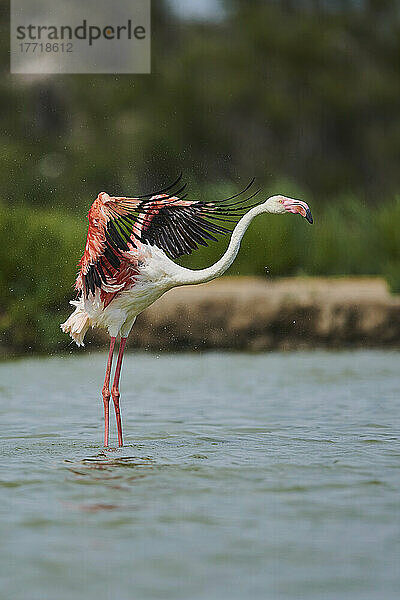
166 0 226 21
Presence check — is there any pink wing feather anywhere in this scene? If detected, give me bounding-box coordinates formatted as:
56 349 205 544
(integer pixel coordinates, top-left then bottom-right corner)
76 178 261 301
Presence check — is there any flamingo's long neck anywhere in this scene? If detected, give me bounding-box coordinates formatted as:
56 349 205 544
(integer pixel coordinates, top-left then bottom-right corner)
175 203 268 285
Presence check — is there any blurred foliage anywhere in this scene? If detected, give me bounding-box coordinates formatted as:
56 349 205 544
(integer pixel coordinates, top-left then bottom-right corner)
0 202 86 352
2 1 400 205
0 0 399 352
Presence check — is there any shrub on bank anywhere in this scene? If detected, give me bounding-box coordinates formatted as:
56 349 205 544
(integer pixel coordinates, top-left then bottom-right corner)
0 203 85 353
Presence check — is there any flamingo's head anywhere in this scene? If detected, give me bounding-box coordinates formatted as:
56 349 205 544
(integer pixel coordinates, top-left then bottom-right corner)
264 195 313 224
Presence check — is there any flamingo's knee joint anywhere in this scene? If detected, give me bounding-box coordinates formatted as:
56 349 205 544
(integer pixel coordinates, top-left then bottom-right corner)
111 388 120 403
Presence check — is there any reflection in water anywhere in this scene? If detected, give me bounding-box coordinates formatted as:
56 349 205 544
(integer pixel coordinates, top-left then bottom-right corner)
64 454 157 510
63 502 125 513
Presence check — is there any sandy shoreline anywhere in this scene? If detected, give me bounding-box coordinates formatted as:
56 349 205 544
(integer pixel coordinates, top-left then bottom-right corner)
88 276 400 351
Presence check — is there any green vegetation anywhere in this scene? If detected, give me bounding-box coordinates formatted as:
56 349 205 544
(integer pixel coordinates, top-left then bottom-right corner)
2 1 400 209
1 188 398 354
0 203 85 353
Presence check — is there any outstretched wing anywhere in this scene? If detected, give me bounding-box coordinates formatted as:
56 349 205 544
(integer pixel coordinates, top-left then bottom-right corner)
77 176 261 298
117 175 261 258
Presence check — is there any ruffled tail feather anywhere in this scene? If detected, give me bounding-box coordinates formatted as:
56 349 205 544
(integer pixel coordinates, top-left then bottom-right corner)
60 299 90 347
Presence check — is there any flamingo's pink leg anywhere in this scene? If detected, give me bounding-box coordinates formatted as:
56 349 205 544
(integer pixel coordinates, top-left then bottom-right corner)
102 337 116 447
111 337 127 447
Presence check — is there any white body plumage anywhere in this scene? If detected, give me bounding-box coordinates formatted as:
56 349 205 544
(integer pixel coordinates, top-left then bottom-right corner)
62 245 182 344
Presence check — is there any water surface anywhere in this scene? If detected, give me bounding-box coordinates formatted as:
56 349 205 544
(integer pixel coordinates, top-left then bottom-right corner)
0 351 399 599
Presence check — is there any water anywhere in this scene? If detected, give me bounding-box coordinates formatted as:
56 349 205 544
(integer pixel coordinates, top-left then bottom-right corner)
0 351 399 600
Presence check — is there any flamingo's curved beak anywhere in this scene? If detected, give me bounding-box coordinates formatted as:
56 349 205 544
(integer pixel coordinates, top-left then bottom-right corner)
305 207 313 224
284 199 313 224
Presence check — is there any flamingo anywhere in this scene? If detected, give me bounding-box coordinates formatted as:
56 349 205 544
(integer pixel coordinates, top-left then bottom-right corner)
61 176 313 447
